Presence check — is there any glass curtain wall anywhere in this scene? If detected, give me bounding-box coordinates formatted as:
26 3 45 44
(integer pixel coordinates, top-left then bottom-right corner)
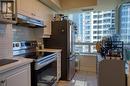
119 2 130 44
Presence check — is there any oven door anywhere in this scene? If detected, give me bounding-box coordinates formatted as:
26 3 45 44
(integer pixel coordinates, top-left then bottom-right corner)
36 60 57 86
31 53 57 86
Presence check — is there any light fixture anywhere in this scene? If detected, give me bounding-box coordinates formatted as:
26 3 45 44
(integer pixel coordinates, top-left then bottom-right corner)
0 0 15 20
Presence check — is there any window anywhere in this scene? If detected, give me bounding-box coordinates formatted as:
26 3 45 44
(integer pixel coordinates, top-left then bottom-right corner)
112 19 115 23
93 31 102 34
85 16 90 19
112 24 115 28
85 20 90 24
98 20 102 23
103 13 111 17
121 23 127 28
93 15 98 18
69 10 115 54
85 31 90 34
98 15 102 18
93 36 97 39
93 31 97 34
93 20 98 24
112 13 115 17
93 36 101 39
85 36 90 39
103 19 111 23
93 25 98 29
121 29 127 33
103 24 110 28
98 31 102 34
86 26 90 29
98 25 102 29
128 36 130 39
103 30 107 34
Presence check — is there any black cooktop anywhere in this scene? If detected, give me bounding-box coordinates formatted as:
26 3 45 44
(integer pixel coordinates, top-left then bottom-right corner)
0 59 18 66
22 51 54 59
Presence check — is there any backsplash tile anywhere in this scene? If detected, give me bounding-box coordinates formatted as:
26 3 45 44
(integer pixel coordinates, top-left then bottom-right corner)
0 24 13 58
13 25 36 41
12 25 43 42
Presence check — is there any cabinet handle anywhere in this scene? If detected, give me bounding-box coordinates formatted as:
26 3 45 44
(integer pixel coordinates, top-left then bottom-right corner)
1 80 6 86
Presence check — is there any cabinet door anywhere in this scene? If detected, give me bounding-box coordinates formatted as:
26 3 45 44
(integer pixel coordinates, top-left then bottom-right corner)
17 0 21 13
17 0 34 17
44 19 52 35
6 69 30 86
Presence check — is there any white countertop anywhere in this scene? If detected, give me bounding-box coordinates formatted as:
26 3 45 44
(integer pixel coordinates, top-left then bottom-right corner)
0 57 33 74
38 48 62 52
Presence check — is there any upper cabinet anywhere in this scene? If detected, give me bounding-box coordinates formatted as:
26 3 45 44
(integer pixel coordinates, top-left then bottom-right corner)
17 0 38 19
17 0 56 37
43 18 52 36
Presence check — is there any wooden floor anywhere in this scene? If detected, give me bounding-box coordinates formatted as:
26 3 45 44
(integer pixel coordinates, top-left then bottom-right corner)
57 71 97 86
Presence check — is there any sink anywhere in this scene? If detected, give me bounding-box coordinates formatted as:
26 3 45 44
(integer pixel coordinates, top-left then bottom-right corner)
0 59 18 66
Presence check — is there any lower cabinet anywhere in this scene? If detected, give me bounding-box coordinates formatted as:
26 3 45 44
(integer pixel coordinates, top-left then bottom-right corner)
98 60 126 86
0 64 31 86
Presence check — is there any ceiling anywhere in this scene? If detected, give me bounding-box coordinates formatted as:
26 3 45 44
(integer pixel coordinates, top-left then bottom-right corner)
59 0 97 10
41 0 122 13
57 0 121 13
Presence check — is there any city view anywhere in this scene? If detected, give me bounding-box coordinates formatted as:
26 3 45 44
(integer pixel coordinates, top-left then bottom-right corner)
120 3 130 43
69 10 116 54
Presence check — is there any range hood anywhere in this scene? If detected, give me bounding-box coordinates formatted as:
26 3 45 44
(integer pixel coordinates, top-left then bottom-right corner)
16 14 46 28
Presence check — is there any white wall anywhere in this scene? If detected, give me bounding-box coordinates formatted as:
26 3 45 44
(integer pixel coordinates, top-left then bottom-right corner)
78 55 96 72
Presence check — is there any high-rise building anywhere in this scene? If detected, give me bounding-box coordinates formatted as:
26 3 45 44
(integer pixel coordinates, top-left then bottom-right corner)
120 3 130 43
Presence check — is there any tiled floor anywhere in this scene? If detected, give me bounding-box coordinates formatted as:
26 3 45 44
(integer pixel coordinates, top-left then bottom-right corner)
57 71 97 86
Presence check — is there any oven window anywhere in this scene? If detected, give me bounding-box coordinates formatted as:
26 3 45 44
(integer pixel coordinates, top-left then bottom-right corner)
37 60 57 86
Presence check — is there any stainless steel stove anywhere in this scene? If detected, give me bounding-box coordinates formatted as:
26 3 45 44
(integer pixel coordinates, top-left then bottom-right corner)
13 41 57 86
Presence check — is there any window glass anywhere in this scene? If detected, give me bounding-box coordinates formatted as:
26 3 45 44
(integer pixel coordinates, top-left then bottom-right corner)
69 10 115 54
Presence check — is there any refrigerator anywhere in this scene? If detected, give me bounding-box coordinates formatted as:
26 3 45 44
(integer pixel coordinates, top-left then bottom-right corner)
43 20 76 80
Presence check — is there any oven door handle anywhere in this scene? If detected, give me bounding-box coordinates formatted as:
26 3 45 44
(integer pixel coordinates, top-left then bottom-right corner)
37 55 56 64
36 54 57 62
35 56 56 70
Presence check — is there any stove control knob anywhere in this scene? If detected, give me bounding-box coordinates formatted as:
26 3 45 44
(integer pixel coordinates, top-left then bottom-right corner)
15 43 19 47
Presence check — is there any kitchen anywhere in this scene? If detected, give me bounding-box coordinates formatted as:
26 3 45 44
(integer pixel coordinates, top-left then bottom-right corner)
0 0 60 86
0 0 130 86
0 0 77 86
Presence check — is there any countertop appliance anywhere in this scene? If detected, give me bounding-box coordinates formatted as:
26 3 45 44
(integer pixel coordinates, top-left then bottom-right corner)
13 41 57 86
43 20 76 80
